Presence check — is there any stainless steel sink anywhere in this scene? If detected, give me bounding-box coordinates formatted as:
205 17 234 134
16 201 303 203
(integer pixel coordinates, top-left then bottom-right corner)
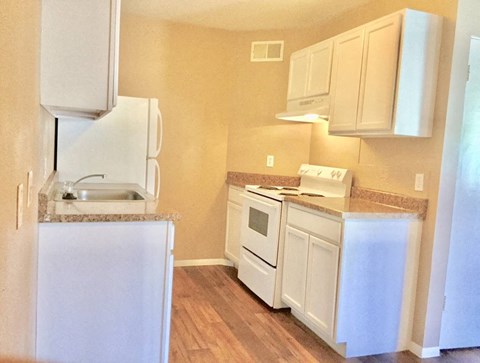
75 189 145 201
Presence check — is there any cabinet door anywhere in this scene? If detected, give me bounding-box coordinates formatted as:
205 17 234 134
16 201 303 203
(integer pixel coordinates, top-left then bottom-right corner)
41 0 119 118
356 14 402 131
225 201 242 265
287 49 309 100
306 40 333 97
305 235 340 338
328 28 365 132
37 222 171 362
282 225 309 312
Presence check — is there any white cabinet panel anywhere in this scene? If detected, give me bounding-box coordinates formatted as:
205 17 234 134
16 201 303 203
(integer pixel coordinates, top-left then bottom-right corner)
282 225 309 312
225 201 242 264
225 186 244 265
328 29 365 132
41 0 120 119
287 40 333 101
306 41 334 97
287 50 310 100
37 221 174 363
328 9 442 137
305 235 339 338
357 14 402 131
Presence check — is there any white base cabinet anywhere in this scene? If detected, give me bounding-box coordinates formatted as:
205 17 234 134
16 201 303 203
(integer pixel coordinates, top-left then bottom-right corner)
282 204 422 358
224 186 243 266
37 221 175 363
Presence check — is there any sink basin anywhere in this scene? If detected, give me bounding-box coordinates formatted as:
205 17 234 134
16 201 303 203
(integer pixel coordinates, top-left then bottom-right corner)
75 189 145 201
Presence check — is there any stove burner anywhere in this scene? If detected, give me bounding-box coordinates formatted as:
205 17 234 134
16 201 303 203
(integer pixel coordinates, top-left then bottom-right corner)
281 187 299 191
279 192 299 196
300 192 325 197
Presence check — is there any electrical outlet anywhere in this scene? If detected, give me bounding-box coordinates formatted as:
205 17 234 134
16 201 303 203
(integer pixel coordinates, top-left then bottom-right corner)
267 155 275 168
27 170 33 207
415 173 424 192
17 183 24 229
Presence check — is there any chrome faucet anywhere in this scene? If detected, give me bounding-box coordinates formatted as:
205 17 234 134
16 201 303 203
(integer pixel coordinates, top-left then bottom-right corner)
73 173 106 186
62 174 106 200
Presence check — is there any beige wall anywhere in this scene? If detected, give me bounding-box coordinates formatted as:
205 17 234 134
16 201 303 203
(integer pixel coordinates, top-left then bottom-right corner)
119 16 233 260
307 0 457 347
226 30 316 176
0 1 55 359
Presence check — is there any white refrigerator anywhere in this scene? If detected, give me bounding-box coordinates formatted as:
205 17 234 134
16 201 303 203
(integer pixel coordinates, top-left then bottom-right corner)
57 96 162 198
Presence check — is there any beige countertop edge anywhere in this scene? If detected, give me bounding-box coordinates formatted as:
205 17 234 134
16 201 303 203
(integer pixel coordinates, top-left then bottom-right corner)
285 197 424 220
39 212 181 223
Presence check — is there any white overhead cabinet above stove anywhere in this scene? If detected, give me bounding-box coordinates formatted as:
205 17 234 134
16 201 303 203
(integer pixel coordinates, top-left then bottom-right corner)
276 39 333 122
328 9 443 137
40 0 120 120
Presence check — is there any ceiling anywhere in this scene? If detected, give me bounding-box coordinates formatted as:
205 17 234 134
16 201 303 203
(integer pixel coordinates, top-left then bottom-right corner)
121 0 373 31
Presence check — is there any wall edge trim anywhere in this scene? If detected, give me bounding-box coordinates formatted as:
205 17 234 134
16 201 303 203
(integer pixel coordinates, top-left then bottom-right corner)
174 258 234 267
408 341 440 358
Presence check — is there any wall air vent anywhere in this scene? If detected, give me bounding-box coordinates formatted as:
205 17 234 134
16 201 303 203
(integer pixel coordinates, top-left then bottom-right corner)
251 41 284 62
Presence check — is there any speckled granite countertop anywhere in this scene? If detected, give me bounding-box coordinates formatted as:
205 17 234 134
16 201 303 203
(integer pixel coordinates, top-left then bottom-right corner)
39 173 181 223
226 171 428 220
285 195 425 220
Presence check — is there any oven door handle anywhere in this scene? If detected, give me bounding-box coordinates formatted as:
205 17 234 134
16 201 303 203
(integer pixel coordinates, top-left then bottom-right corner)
241 193 279 209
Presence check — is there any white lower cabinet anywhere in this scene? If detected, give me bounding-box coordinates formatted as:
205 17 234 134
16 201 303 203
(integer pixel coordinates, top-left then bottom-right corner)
283 218 340 340
37 221 175 363
282 226 309 312
282 204 422 358
305 235 339 338
225 185 243 265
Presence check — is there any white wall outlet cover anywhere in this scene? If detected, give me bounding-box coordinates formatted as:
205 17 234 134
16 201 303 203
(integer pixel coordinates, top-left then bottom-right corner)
27 170 33 207
267 155 275 168
17 183 24 229
415 173 424 192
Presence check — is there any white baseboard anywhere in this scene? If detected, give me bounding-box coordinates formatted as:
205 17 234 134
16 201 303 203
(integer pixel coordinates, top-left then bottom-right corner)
408 341 440 358
174 258 234 267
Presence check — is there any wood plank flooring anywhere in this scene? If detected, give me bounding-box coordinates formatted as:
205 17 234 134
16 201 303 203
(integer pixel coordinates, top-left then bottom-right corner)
169 265 480 362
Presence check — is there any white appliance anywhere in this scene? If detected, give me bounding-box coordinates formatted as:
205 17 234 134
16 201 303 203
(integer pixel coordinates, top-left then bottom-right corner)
238 164 352 308
275 95 330 122
57 96 162 198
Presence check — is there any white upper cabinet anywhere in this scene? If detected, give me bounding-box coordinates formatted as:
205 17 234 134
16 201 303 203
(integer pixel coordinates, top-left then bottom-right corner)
328 29 365 132
287 50 310 100
40 0 120 120
287 39 333 101
328 9 443 137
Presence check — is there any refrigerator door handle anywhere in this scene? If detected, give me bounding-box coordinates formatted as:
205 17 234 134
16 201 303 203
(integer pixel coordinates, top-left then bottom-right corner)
155 108 163 157
151 158 160 199
148 99 163 158
154 159 160 199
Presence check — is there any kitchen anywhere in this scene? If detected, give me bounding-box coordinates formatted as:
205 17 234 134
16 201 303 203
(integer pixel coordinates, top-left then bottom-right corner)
1 0 480 362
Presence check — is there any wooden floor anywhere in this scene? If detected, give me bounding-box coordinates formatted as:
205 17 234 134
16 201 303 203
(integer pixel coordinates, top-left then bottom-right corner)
169 265 480 362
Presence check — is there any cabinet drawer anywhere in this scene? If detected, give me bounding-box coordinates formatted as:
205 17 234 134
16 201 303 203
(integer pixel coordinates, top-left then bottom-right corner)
228 186 244 205
287 206 342 243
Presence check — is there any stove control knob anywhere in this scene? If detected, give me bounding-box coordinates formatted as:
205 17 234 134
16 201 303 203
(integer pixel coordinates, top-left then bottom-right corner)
331 170 336 178
316 170 323 176
336 170 342 179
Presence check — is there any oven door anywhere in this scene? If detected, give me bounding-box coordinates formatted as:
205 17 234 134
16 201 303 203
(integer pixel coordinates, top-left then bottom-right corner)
240 192 282 266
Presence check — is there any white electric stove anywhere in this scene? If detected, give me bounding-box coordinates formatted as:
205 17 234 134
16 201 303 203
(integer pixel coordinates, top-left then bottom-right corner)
238 164 352 308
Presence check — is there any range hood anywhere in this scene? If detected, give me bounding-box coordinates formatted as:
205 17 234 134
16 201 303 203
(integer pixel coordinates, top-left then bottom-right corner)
275 95 329 122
